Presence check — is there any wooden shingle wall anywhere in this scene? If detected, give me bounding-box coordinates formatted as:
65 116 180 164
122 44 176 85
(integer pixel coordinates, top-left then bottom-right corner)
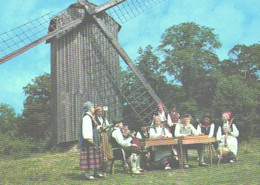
49 4 122 144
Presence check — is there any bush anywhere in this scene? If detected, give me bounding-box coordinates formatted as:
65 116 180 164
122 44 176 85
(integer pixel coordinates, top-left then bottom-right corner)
0 134 45 159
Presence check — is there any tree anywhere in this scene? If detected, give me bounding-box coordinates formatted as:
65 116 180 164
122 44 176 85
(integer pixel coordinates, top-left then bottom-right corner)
212 75 258 138
228 43 260 86
21 73 51 140
0 103 18 136
158 22 222 108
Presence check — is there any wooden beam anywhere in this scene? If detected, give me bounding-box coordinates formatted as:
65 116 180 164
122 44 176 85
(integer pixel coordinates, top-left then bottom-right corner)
0 19 82 64
95 0 126 13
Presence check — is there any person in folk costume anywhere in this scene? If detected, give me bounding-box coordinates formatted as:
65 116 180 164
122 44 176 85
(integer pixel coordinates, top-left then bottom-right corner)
149 116 177 170
94 106 113 173
175 114 206 168
196 115 215 165
167 104 180 135
94 106 111 129
151 103 171 133
111 120 144 174
136 121 150 140
135 121 150 170
79 101 104 180
122 123 136 139
216 111 239 163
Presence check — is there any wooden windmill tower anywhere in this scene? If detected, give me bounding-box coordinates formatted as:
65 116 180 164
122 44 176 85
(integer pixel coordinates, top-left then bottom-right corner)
0 0 167 144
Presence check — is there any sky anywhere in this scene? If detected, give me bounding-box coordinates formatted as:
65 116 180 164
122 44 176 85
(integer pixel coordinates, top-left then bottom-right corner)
0 0 259 114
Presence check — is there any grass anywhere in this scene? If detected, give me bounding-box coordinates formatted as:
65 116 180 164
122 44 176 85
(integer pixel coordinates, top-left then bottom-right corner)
0 139 260 185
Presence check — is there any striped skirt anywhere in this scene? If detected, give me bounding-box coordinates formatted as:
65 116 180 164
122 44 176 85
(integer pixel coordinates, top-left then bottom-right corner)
80 140 103 169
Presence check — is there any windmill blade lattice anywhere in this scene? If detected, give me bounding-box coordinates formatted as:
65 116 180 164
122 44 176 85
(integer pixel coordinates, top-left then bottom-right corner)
106 0 166 24
0 13 53 59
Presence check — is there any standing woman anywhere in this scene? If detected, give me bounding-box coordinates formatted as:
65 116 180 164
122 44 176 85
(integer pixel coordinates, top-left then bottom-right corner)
80 101 103 180
216 111 239 163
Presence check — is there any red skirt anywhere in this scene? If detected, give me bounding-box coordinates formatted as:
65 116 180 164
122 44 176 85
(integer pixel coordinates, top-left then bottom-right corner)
80 141 103 169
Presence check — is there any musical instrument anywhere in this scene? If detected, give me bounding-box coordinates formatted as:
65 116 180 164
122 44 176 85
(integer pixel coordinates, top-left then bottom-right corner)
177 135 216 145
140 137 178 147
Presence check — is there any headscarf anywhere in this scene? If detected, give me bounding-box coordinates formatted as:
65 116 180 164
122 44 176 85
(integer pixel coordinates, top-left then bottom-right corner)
222 111 232 120
81 101 93 119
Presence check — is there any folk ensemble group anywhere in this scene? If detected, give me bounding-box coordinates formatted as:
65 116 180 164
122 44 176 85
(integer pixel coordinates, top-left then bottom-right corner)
79 101 239 180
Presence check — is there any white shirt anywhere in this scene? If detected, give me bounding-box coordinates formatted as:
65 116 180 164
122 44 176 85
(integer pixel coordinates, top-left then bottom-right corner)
112 127 132 147
216 122 239 141
175 123 199 137
149 126 172 138
158 111 167 123
197 123 215 138
82 115 93 140
167 112 180 127
96 116 110 130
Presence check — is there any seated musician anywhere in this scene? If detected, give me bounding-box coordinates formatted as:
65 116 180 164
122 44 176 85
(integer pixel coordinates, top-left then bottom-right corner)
149 116 177 170
122 124 136 139
111 120 143 174
136 121 149 139
216 111 239 163
175 114 206 168
196 115 215 165
135 121 150 170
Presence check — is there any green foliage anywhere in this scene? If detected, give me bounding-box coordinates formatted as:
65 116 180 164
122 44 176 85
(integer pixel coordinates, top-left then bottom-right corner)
228 43 260 86
158 22 222 109
21 73 51 140
213 75 258 137
0 103 18 136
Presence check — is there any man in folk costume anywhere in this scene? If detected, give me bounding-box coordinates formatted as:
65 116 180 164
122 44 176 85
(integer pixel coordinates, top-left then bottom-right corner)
167 104 180 136
94 106 113 174
135 121 150 170
149 116 177 170
111 120 143 174
196 115 215 165
79 101 104 180
175 114 205 168
216 111 239 163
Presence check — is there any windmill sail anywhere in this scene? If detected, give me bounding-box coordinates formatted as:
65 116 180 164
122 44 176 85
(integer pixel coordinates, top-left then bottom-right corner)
0 0 167 144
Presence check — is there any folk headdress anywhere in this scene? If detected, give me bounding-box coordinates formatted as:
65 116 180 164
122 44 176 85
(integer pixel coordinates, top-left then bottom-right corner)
81 101 93 119
222 111 232 120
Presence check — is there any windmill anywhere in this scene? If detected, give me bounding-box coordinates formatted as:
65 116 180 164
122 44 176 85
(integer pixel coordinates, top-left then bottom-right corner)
0 0 167 144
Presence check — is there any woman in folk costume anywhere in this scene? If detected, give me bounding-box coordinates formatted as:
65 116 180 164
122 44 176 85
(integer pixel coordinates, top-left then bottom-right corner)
149 116 177 170
152 103 168 126
80 101 103 180
216 111 239 163
94 106 113 161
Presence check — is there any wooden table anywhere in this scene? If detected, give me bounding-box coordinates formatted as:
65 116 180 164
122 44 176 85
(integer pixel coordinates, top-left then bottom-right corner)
177 136 216 169
138 136 216 169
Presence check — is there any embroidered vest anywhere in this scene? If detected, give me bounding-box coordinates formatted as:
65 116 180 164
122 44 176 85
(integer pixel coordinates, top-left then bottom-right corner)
169 112 179 123
201 123 212 135
110 129 123 148
180 124 192 135
139 130 149 139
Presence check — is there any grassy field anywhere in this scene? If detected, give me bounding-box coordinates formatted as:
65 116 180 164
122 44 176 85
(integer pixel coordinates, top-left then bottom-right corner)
0 139 259 185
